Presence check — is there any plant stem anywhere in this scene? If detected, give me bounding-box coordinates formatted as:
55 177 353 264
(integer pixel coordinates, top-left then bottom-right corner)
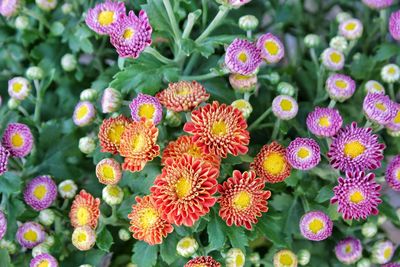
328 99 336 108
33 80 42 125
185 112 191 122
201 0 208 28
300 195 310 212
248 107 272 131
271 119 281 140
18 106 30 117
309 48 319 68
380 9 387 41
364 120 372 128
181 71 226 81
163 0 181 43
144 47 174 65
183 53 200 75
182 12 197 39
388 83 395 100
246 30 252 39
196 6 229 43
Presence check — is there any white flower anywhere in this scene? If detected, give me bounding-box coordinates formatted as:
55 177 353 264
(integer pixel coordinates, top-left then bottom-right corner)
361 222 377 238
329 36 348 52
381 64 400 83
32 243 50 257
36 0 57 11
118 229 130 241
61 53 77 72
15 16 29 30
356 259 371 267
231 99 253 119
38 209 55 226
101 87 122 113
226 248 246 267
8 77 31 100
79 136 96 154
58 179 78 199
26 66 44 80
176 236 198 257
304 34 320 48
102 185 124 206
297 249 311 266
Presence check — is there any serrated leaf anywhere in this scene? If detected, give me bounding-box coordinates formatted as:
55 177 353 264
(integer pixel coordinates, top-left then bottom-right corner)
225 225 248 251
160 233 180 265
315 185 334 203
206 210 225 253
141 0 174 38
96 227 114 252
0 249 12 267
256 214 286 246
375 43 400 61
132 242 158 267
270 193 293 211
0 172 22 195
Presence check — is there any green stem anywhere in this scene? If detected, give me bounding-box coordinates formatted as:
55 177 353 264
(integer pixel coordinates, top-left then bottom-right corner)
33 80 42 125
17 106 30 117
183 53 200 75
195 6 229 43
201 0 208 28
248 107 272 131
388 83 395 100
364 120 372 128
328 99 336 108
163 0 181 43
182 12 197 39
380 9 387 40
271 119 281 140
310 48 319 68
246 30 252 39
300 196 310 212
314 65 325 104
144 47 174 65
181 71 226 81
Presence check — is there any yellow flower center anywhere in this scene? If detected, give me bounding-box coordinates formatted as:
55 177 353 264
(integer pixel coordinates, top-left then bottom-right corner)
76 207 90 226
263 153 285 175
12 82 23 93
393 111 400 124
123 28 135 40
280 99 293 111
375 102 387 111
335 79 347 89
23 229 38 242
211 120 228 136
139 207 159 229
77 232 87 242
192 264 207 267
98 10 115 26
180 239 192 248
76 105 89 120
345 22 356 31
318 116 331 127
11 133 24 148
130 133 146 152
62 184 73 192
234 74 251 80
33 185 47 200
396 169 400 181
345 244 352 253
384 247 392 259
175 177 192 199
343 141 365 159
373 82 383 91
330 52 342 63
138 104 156 120
349 190 365 204
99 165 115 181
237 52 248 63
108 186 120 197
308 219 324 234
234 100 248 109
279 253 294 266
37 260 50 267
265 40 279 55
233 191 251 210
108 124 125 144
175 86 191 96
297 147 310 159
236 254 245 266
388 67 396 75
187 145 202 158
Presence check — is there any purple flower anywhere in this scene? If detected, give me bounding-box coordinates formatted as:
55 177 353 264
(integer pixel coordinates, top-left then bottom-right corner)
0 0 19 17
373 240 394 264
225 38 262 75
389 10 400 41
331 171 382 220
362 0 393 9
299 211 333 241
286 138 321 170
85 0 126 35
385 155 400 191
326 73 356 102
363 93 396 125
335 237 363 264
30 253 58 267
272 95 298 120
1 123 33 158
24 175 58 211
110 10 152 58
256 33 285 64
386 103 400 133
129 93 162 125
0 144 10 176
0 210 7 240
327 122 385 172
16 222 45 249
8 77 31 100
72 101 96 127
382 263 400 267
306 107 343 137
339 19 363 40
321 48 345 71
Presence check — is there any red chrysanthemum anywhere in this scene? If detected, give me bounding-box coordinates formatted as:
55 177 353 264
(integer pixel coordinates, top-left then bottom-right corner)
119 118 160 172
69 190 100 229
156 81 210 112
250 142 292 183
217 170 271 230
127 195 174 245
98 115 132 154
183 101 249 158
150 155 219 226
162 135 221 169
184 256 221 267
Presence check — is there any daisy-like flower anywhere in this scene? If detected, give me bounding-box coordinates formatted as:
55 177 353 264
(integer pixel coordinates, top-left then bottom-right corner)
184 256 221 267
156 81 210 112
251 142 291 183
286 138 321 170
119 118 160 172
387 104 400 134
272 95 298 120
231 99 253 119
273 250 298 267
256 33 285 64
35 0 57 11
71 226 96 251
98 115 131 154
382 263 400 267
217 170 271 230
386 155 400 191
0 0 19 17
335 237 363 264
225 39 262 75
2 122 33 158
30 253 58 267
110 10 152 58
69 190 100 229
23 175 58 211
183 101 249 158
306 107 343 137
0 210 6 240
381 64 400 83
16 222 45 249
58 179 78 199
300 211 333 241
365 80 385 94
226 248 246 267
339 19 363 40
176 237 198 257
102 185 123 206
127 195 173 245
162 135 220 169
95 158 122 185
362 0 393 9
372 240 394 264
85 0 126 35
151 155 219 226
363 93 396 125
389 10 400 41
72 101 96 127
321 48 345 71
0 144 10 176
331 171 382 220
8 77 30 100
101 87 122 113
229 73 258 93
326 74 356 102
327 122 385 172
129 93 163 124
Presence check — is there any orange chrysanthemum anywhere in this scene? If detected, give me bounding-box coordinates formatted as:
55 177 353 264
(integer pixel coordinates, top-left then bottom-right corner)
250 142 292 183
162 135 221 169
69 190 100 229
98 115 131 154
183 101 250 158
150 155 219 226
156 81 210 112
119 118 160 172
127 195 174 245
217 170 271 230
184 256 221 267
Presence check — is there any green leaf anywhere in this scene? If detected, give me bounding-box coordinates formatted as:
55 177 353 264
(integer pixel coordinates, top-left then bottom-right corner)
160 233 180 265
349 55 376 80
0 172 22 195
327 203 341 221
120 162 160 194
315 185 334 203
375 43 400 61
118 194 137 219
96 227 114 252
132 242 159 267
379 197 400 224
255 214 286 247
206 210 226 253
141 0 174 38
225 225 248 252
270 193 293 211
0 249 12 267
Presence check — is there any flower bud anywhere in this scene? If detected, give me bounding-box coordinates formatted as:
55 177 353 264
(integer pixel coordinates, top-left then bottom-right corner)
79 265 93 267
72 226 96 251
32 243 50 257
176 236 198 257
38 209 55 226
356 258 371 267
61 53 77 72
304 34 320 48
238 15 258 31
15 16 29 30
329 36 348 52
8 98 20 110
80 89 98 102
297 249 311 266
266 72 280 85
249 253 260 267
229 73 258 93
61 3 73 14
361 222 377 238
102 185 124 206
216 0 251 8
226 248 245 267
165 110 182 127
44 235 55 247
36 0 57 11
101 88 122 113
336 12 352 23
378 215 387 225
58 179 78 199
118 229 130 241
26 66 44 80
231 99 252 119
277 82 295 96
0 240 17 254
51 21 65 36
79 136 96 154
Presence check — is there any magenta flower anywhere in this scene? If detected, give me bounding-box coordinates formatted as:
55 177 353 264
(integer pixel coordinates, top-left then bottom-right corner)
1 123 33 158
256 33 285 64
225 38 262 75
129 93 163 125
385 155 400 191
386 103 400 133
272 95 298 120
306 107 343 137
16 222 45 248
286 138 321 170
299 211 333 241
362 0 393 9
321 48 345 71
326 73 356 102
24 175 58 211
0 210 6 240
331 171 382 220
335 237 363 264
85 0 126 35
363 93 396 125
339 19 363 40
389 10 400 41
0 0 19 17
0 144 10 176
30 253 58 267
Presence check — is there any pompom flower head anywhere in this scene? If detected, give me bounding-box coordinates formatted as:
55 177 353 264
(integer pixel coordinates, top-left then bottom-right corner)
95 158 122 185
16 222 45 249
127 195 173 245
156 81 210 112
321 48 345 71
225 38 262 75
306 107 343 137
272 95 298 120
286 137 321 170
326 73 356 102
362 0 393 9
335 237 363 264
72 226 96 251
389 10 400 41
23 175 58 211
30 253 58 267
110 10 152 58
256 33 285 64
365 80 385 94
386 103 400 133
372 240 394 264
363 93 396 125
339 19 363 40
300 211 333 241
0 210 7 240
251 142 291 183
85 0 126 35
331 171 382 220
101 87 122 113
0 0 19 17
58 179 77 199
8 77 30 100
184 256 221 267
129 93 162 125
327 122 385 172
386 155 400 191
151 155 219 226
2 122 33 157
273 250 298 267
69 190 100 229
0 144 10 176
98 115 131 154
229 73 258 93
183 101 250 158
217 170 271 230
72 101 96 127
